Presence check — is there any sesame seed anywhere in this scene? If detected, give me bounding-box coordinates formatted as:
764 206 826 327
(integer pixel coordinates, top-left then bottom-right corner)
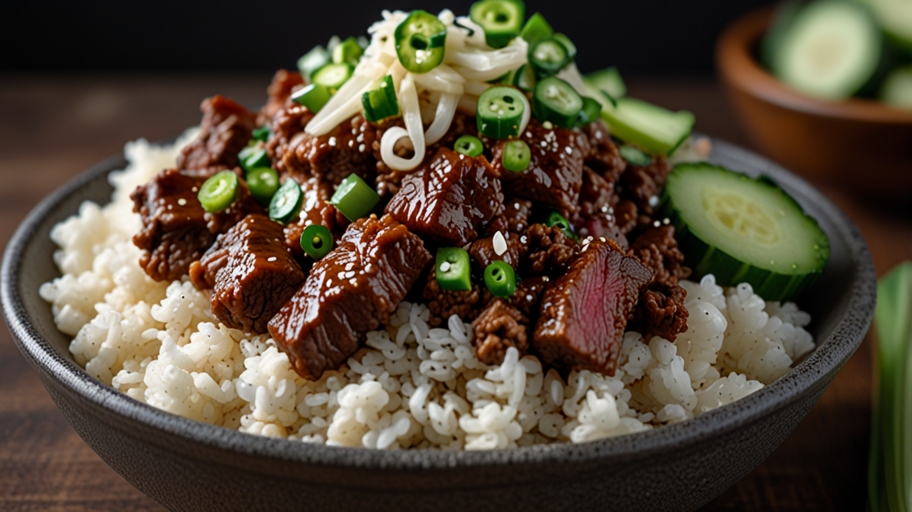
493 231 507 256
439 261 451 273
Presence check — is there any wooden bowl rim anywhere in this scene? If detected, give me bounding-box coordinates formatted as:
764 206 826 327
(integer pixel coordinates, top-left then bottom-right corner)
716 7 912 124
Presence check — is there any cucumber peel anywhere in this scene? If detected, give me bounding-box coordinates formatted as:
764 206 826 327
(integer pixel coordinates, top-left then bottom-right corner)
599 97 695 156
583 66 627 99
661 163 830 301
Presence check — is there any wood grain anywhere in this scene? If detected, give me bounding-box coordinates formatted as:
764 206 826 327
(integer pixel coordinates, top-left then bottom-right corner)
0 75 903 512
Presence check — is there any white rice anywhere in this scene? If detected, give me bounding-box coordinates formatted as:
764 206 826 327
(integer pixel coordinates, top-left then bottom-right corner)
39 137 815 450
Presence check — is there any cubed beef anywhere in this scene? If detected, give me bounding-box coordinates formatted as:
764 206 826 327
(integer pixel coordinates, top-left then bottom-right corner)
533 238 653 376
386 148 503 246
131 168 261 282
190 214 306 333
485 196 533 237
489 119 585 213
258 69 305 125
276 114 379 186
177 96 257 174
469 232 525 271
268 215 432 380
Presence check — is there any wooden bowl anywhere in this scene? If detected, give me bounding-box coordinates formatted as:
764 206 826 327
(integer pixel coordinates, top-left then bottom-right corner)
716 8 912 198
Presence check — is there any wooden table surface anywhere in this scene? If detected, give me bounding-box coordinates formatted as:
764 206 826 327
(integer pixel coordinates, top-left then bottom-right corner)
1 74 907 511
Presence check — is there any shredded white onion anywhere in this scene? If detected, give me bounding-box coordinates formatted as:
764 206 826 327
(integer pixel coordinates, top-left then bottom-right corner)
380 73 426 171
305 9 536 170
516 91 532 136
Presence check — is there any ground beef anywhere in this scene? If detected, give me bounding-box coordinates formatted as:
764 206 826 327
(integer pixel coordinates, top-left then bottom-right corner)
469 232 526 271
509 276 547 320
618 156 672 215
471 299 530 365
422 268 484 328
574 166 628 247
613 199 639 236
258 69 305 125
177 96 257 174
486 196 533 237
628 225 691 341
523 224 579 277
577 121 627 183
266 101 314 175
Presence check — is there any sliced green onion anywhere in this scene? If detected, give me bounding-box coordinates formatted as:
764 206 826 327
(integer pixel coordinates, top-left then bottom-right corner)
528 37 571 77
238 146 270 172
292 83 332 114
332 36 363 66
436 247 472 292
484 261 516 298
618 145 652 167
311 62 354 90
331 174 380 221
576 96 602 127
269 179 304 225
519 12 553 44
532 76 583 128
297 45 330 81
869 262 912 512
470 0 525 49
252 126 271 142
477 86 526 138
301 224 334 259
362 75 400 123
512 64 537 92
454 134 484 157
198 171 239 214
552 33 577 61
502 139 530 172
545 211 577 240
395 10 447 74
246 167 280 206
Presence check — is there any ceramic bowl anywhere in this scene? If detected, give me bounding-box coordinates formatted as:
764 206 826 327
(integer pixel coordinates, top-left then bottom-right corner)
2 138 875 512
716 8 912 199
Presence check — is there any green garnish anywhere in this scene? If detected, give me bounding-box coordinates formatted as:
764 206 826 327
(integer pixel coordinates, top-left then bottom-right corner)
528 37 571 77
238 146 270 172
454 135 484 157
292 83 332 114
618 145 652 167
435 247 472 292
332 36 363 66
469 0 525 49
361 75 399 122
269 179 304 225
545 211 577 240
532 76 583 128
502 139 531 172
331 174 380 221
245 167 280 207
484 261 516 298
519 12 553 44
198 171 239 214
252 126 271 142
300 224 334 259
477 86 526 138
395 10 447 74
311 62 355 90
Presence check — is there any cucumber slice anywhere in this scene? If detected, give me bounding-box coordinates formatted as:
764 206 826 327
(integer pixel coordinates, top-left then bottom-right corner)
880 66 912 107
860 0 912 52
599 97 695 156
662 163 830 301
771 1 883 100
583 66 626 99
760 0 805 70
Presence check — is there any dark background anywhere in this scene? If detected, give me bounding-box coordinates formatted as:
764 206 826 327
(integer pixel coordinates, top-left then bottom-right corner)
3 0 772 76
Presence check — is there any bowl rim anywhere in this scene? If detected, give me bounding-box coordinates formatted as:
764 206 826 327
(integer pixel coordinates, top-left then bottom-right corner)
716 6 912 124
2 137 876 471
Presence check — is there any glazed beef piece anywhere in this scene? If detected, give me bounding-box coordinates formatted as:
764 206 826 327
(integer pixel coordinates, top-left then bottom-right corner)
472 299 530 365
276 114 379 186
177 95 257 174
533 238 654 376
486 197 533 236
469 232 525 270
268 215 432 380
131 168 261 282
386 148 503 246
490 119 585 213
628 225 691 341
190 214 306 333
258 69 305 125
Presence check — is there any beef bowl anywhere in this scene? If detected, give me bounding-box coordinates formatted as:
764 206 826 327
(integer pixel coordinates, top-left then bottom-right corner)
2 134 874 512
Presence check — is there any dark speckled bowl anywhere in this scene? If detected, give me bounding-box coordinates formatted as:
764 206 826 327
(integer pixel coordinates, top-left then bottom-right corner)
2 138 875 512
